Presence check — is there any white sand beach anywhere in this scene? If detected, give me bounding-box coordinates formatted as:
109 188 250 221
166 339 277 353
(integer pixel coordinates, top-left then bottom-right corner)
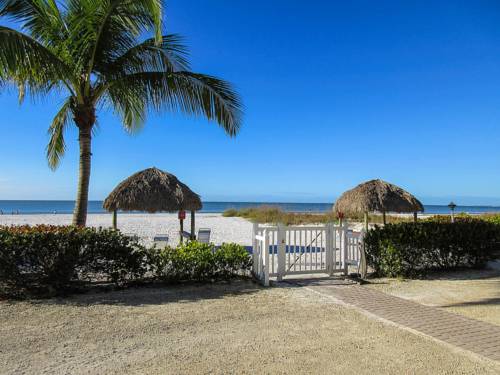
0 213 254 246
0 213 369 246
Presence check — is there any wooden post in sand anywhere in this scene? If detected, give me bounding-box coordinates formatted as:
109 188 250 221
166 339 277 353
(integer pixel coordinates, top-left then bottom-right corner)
364 212 369 231
179 218 184 243
382 211 386 225
178 210 186 244
190 210 196 240
112 210 117 229
413 212 418 223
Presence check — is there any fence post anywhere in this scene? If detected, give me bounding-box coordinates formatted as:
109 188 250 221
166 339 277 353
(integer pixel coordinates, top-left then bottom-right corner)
252 223 258 272
263 229 270 286
343 221 349 275
277 223 286 281
359 229 367 278
326 223 333 276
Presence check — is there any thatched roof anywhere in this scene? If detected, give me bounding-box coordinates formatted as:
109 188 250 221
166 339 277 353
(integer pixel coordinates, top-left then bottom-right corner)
103 167 202 213
333 179 424 214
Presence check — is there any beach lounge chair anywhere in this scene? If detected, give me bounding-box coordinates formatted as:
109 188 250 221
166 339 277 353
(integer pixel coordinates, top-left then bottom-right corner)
197 228 211 244
180 231 192 240
153 234 169 248
123 232 140 241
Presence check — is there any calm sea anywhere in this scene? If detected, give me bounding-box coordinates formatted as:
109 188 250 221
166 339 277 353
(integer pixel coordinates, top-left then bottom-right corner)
1 200 500 215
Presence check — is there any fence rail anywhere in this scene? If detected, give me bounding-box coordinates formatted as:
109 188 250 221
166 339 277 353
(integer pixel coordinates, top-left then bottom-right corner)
252 223 365 286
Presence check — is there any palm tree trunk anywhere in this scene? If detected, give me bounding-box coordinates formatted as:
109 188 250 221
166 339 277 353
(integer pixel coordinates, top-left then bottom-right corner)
72 104 95 227
73 124 92 226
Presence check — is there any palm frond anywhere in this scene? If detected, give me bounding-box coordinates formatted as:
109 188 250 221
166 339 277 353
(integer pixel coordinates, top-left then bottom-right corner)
0 26 74 95
107 71 243 136
0 0 67 45
63 0 163 84
105 83 147 133
101 34 190 77
47 97 72 170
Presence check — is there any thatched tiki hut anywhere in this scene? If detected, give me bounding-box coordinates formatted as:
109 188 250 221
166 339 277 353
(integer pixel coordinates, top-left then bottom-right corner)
333 179 424 228
103 167 202 239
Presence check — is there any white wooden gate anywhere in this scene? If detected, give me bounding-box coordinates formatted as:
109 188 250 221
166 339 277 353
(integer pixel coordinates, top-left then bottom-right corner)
252 223 364 286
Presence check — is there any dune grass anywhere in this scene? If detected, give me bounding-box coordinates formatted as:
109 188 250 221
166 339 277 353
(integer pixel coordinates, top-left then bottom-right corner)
223 207 500 225
222 206 414 225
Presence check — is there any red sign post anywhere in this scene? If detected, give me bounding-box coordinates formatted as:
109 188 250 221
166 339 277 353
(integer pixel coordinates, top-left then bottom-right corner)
178 210 186 243
178 210 186 220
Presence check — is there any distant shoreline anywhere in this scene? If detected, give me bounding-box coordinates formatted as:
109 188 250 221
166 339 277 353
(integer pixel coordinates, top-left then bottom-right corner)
2 200 500 215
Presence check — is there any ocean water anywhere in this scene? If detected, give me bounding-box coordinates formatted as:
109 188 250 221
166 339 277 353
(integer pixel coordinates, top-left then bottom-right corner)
1 200 500 215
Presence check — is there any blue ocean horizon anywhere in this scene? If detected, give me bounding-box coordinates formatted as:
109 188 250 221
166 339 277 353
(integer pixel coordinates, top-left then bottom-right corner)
1 200 500 215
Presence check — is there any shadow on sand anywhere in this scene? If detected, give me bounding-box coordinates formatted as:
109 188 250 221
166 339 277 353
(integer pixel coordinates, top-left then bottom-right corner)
440 297 500 308
25 279 263 307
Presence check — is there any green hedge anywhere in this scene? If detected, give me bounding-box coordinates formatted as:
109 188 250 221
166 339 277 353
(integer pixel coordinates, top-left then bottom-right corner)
364 221 500 277
147 241 252 282
0 225 252 298
0 225 147 297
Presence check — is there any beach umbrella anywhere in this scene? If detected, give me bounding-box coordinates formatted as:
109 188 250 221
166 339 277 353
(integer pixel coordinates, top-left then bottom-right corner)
333 179 424 229
103 167 202 240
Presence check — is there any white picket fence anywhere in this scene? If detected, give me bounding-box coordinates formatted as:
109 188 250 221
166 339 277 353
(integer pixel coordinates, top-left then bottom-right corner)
252 223 364 286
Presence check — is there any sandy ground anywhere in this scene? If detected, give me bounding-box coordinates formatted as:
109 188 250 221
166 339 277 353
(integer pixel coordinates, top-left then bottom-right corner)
367 261 500 326
1 281 499 375
0 213 253 246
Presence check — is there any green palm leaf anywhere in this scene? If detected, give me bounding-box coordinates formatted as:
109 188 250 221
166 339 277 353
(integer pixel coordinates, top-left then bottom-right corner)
47 97 72 170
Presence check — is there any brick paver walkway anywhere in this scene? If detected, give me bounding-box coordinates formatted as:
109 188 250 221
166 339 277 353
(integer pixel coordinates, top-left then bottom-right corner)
290 278 500 362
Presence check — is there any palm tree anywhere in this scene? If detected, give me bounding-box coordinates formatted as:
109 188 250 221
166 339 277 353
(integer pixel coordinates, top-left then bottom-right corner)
0 0 242 226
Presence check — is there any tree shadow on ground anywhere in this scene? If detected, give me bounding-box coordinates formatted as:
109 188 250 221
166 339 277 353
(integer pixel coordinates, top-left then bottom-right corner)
24 279 262 307
366 261 500 283
440 297 500 308
419 265 500 281
280 276 358 287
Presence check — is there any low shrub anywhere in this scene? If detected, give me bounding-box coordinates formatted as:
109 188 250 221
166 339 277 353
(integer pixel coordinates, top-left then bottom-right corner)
364 221 500 277
427 213 500 225
425 213 479 223
0 225 252 298
149 241 251 282
0 225 146 297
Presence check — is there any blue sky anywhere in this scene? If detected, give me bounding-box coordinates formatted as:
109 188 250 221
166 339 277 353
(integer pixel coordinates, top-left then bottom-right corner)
1 0 500 204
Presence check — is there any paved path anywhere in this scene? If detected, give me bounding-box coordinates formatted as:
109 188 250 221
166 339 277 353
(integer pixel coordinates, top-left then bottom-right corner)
290 278 500 362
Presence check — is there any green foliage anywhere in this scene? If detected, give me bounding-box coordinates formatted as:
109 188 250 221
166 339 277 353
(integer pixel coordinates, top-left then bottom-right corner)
425 213 479 223
0 225 146 297
364 222 500 277
222 208 238 217
148 241 251 282
426 213 500 225
377 240 403 277
222 206 337 225
215 243 253 279
0 226 252 298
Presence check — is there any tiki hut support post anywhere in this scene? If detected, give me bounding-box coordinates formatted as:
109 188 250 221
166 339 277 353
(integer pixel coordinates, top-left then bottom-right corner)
112 210 117 230
190 210 196 240
382 211 386 225
413 211 418 223
179 215 184 243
